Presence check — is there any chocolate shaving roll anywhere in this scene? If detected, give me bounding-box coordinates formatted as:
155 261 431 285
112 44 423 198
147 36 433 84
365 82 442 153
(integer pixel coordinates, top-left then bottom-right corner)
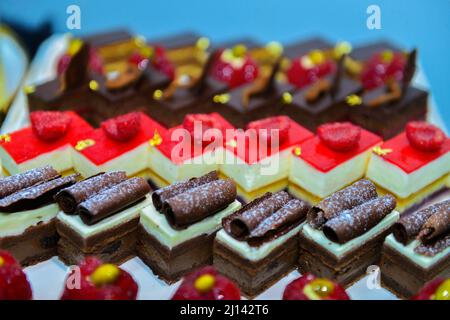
417 200 450 242
78 177 150 225
0 166 58 199
250 199 310 238
55 171 128 214
162 179 236 229
322 195 396 244
414 232 450 257
152 171 218 211
393 200 449 245
226 191 290 239
0 174 79 213
308 179 378 229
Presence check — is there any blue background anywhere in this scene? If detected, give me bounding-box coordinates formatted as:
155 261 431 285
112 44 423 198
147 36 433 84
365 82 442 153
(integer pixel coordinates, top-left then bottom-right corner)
1 0 449 127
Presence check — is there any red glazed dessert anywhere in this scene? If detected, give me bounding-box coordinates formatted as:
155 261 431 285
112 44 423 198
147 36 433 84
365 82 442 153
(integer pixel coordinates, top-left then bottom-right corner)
283 273 350 300
412 278 450 300
0 250 32 300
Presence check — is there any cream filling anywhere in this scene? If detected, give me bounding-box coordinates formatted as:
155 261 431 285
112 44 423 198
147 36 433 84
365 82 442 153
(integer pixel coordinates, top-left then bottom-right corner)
215 222 304 262
57 196 152 238
366 153 450 198
0 145 73 174
140 200 241 249
148 147 221 184
0 203 59 237
290 150 372 198
72 143 149 178
384 234 450 269
220 149 291 192
301 210 400 259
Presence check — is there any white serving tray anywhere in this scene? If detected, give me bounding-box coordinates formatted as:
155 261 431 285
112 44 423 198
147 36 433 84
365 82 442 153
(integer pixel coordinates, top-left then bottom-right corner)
3 34 450 300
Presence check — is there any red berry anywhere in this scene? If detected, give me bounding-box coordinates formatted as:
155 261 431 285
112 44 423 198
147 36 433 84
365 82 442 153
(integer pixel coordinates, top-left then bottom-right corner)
412 278 446 300
212 49 259 88
172 266 241 300
247 116 291 146
406 121 445 152
101 112 142 142
152 45 175 80
283 273 349 300
57 53 72 75
361 51 406 90
183 114 223 147
287 55 335 89
318 122 361 152
0 250 32 300
89 48 104 74
30 111 72 141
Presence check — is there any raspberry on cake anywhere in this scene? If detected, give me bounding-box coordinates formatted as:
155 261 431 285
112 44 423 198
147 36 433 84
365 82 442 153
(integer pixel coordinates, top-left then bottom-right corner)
221 116 313 202
298 179 399 287
283 273 350 300
54 172 151 265
412 278 450 300
148 113 234 186
380 200 450 299
0 166 78 266
61 256 138 300
72 112 166 178
137 172 241 282
0 111 94 175
366 122 450 215
0 250 32 300
289 122 381 204
172 266 241 300
214 191 310 297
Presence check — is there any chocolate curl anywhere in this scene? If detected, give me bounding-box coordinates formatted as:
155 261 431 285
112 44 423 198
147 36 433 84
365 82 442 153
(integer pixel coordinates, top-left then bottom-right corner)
308 179 378 229
417 200 450 242
61 42 90 91
250 199 310 238
366 79 402 107
322 195 396 244
393 200 449 245
190 49 218 95
401 49 417 96
0 166 58 199
78 177 150 225
414 232 450 257
226 191 290 239
0 174 79 213
55 171 128 214
329 54 346 99
162 179 236 229
152 171 218 211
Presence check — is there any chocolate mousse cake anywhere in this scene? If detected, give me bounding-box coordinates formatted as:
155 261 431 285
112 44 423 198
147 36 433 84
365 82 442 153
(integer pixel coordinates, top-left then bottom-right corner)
137 171 241 282
214 191 309 297
54 172 151 265
381 200 450 298
0 166 78 266
298 179 399 286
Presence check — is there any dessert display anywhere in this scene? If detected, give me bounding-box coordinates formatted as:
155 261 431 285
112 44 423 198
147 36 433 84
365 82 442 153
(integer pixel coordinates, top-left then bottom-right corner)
412 277 450 300
0 250 32 300
221 116 313 202
381 200 450 298
148 113 234 185
214 191 310 297
289 122 381 204
0 166 78 266
0 111 94 175
61 256 138 300
138 172 241 282
282 273 350 300
366 121 450 214
172 266 241 300
55 172 151 265
298 179 399 286
72 112 166 178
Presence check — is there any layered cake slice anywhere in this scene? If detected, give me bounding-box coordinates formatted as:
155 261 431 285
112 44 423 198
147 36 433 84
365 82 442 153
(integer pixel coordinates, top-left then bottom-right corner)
72 112 166 178
0 111 94 175
148 113 234 185
298 179 399 286
0 166 78 266
214 191 309 297
366 121 450 214
289 122 381 204
381 200 450 298
137 171 241 282
54 172 151 265
221 116 313 202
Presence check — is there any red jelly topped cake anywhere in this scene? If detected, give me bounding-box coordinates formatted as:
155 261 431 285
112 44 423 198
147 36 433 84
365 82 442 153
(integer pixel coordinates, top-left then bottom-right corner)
0 111 94 174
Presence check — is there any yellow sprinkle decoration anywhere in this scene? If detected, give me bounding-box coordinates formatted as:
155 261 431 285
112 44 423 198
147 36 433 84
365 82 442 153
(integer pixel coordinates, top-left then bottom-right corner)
75 139 95 151
0 256 4 267
149 130 162 147
346 94 362 106
226 139 237 148
309 50 325 65
196 37 210 51
139 45 154 59
90 264 120 286
381 50 394 64
0 134 11 143
153 89 163 100
213 93 230 104
24 85 36 94
133 35 147 48
89 80 99 91
294 147 302 156
265 41 283 57
333 41 352 59
232 44 247 58
281 92 293 104
372 146 393 157
68 38 83 56
194 274 216 293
